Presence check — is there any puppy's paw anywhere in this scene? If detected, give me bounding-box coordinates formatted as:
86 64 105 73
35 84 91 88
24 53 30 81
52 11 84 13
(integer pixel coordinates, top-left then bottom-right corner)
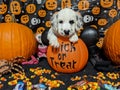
69 34 78 43
49 38 59 48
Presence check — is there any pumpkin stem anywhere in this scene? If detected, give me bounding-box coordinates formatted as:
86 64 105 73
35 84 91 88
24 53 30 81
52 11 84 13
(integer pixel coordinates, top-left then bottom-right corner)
11 14 16 23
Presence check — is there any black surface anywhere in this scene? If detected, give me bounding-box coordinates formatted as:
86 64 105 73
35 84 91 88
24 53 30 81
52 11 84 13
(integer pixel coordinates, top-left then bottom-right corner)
1 57 120 90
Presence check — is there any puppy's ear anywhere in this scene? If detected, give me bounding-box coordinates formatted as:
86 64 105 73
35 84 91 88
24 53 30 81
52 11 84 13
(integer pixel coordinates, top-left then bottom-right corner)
75 12 83 31
50 12 58 30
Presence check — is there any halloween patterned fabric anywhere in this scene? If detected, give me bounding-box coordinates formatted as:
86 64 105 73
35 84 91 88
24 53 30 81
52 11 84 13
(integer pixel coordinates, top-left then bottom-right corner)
0 0 120 37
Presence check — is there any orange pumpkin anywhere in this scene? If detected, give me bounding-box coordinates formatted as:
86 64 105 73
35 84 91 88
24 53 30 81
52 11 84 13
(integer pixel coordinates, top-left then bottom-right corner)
0 23 37 62
47 38 88 73
103 20 120 65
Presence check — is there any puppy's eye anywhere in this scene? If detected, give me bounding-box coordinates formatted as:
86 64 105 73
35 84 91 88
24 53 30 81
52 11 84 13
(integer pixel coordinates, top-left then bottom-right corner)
59 20 63 24
69 20 74 24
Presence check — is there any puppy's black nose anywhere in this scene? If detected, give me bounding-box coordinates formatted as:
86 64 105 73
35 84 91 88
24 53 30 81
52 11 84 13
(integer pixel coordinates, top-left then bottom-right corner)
64 30 70 35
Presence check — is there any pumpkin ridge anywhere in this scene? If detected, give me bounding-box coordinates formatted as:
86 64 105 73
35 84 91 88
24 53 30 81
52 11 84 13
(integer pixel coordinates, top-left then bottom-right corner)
3 23 12 59
11 23 14 58
78 39 88 70
0 23 37 61
114 22 120 62
17 24 22 57
103 20 120 65
22 24 28 58
111 24 115 61
26 27 33 58
0 24 3 58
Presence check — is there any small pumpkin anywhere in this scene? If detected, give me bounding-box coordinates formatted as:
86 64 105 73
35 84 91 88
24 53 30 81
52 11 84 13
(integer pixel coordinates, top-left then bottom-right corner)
10 1 21 15
36 27 45 34
45 0 57 10
0 3 7 14
61 0 72 9
20 15 29 24
98 18 108 26
92 6 100 15
38 9 46 17
78 0 90 10
108 9 117 18
0 23 37 62
103 20 120 65
117 0 120 9
45 21 51 27
100 0 113 8
26 4 36 14
4 14 12 23
47 38 88 73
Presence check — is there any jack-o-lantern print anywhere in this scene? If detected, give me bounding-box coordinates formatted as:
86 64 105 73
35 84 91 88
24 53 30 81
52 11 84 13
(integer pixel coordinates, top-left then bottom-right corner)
31 18 41 25
10 1 21 15
36 27 45 34
108 9 117 18
26 4 36 14
117 0 120 9
38 9 46 17
0 3 7 14
21 15 29 24
45 21 51 27
100 0 113 8
45 0 57 10
98 18 108 26
20 0 27 3
96 38 104 48
61 0 71 9
92 6 100 15
78 0 90 10
4 14 12 23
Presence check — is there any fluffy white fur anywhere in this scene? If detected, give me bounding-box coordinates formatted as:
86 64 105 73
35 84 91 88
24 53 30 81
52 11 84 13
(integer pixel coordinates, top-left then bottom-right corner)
47 8 83 48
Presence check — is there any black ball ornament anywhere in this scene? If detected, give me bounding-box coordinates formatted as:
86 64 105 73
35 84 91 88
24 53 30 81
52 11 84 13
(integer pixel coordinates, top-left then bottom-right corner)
80 27 99 47
41 30 49 46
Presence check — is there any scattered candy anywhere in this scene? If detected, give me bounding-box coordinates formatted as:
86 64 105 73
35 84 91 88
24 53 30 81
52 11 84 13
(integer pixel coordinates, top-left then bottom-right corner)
0 65 120 90
8 80 18 86
106 72 119 80
0 77 7 81
71 76 81 81
0 84 3 89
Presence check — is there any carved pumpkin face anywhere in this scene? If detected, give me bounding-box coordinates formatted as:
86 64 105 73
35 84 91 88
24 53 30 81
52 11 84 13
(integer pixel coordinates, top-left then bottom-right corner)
78 0 90 10
10 1 21 15
47 38 88 73
92 6 100 15
4 14 12 23
36 27 45 34
100 0 113 8
0 3 7 14
98 18 108 26
38 10 46 17
26 4 36 14
61 0 71 9
117 0 120 9
45 0 57 10
21 15 29 24
109 9 117 18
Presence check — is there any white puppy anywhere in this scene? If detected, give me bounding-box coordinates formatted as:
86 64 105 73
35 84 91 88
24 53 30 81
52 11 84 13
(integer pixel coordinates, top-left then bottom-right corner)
47 8 83 48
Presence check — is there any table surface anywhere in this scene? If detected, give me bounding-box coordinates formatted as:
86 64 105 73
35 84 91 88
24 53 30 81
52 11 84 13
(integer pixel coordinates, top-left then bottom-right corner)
0 57 120 90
